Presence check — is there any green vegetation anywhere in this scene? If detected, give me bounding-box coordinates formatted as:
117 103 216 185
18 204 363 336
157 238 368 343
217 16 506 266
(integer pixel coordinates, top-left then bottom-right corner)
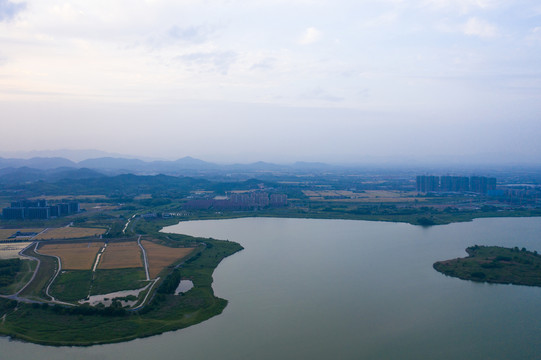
0 259 36 295
50 271 93 302
157 268 181 294
434 245 541 286
92 269 147 295
0 226 243 346
17 246 58 300
172 205 541 226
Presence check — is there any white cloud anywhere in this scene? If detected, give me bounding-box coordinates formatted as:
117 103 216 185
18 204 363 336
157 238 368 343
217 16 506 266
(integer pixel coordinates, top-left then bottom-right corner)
363 12 398 28
298 27 321 45
0 0 25 22
525 26 541 44
462 17 498 38
423 0 497 13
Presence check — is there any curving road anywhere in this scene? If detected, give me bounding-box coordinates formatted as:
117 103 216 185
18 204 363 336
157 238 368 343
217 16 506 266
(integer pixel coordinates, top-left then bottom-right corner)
137 235 150 281
0 243 45 304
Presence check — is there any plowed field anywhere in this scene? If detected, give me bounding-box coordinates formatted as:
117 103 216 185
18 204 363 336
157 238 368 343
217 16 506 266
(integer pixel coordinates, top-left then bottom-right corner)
39 242 104 270
98 242 143 269
142 241 195 278
34 227 106 240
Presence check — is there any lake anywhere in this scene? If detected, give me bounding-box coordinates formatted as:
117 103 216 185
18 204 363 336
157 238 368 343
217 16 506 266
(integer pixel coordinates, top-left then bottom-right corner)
2 217 541 359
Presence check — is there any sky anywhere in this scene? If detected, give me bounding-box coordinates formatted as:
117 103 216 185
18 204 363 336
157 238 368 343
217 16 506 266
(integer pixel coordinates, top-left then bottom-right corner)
0 0 540 164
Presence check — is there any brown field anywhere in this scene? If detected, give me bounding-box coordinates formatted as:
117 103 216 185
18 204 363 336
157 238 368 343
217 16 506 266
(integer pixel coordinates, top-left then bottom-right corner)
142 241 195 279
303 190 426 203
34 227 107 240
80 202 121 212
0 228 44 240
98 242 143 269
29 195 107 201
79 203 120 212
321 197 426 203
39 242 104 270
133 194 152 200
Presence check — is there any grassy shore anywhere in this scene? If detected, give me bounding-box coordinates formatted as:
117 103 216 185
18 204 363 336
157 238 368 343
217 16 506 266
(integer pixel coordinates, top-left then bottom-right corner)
0 231 243 346
173 207 541 226
434 245 541 286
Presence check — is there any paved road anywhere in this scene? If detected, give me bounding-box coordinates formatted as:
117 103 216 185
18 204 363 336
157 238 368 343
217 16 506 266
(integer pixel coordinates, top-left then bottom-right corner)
0 242 73 306
137 235 150 280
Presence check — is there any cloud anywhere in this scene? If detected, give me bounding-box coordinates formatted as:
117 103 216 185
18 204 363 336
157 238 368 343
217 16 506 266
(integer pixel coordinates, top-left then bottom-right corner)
0 0 25 21
363 12 399 28
168 25 215 44
175 51 237 75
250 57 276 71
525 26 541 44
300 87 344 102
462 17 498 38
423 0 497 13
298 27 321 45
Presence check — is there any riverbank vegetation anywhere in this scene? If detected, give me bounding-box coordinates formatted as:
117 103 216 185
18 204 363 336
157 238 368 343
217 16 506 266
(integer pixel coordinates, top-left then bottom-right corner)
0 259 35 295
0 229 243 345
434 246 541 286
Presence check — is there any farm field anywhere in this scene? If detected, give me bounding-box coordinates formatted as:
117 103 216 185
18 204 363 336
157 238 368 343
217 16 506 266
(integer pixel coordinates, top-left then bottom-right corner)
80 203 120 212
303 190 426 203
0 228 44 240
38 242 103 270
0 242 33 259
29 195 107 201
98 242 143 269
142 240 195 278
323 197 425 203
34 227 106 240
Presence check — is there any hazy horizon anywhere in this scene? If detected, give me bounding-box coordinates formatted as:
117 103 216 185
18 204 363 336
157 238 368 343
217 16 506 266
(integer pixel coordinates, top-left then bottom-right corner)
2 148 541 168
1 1 540 164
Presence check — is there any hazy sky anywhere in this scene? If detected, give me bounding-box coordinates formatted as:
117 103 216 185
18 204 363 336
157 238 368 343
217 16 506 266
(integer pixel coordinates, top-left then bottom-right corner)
1 0 540 163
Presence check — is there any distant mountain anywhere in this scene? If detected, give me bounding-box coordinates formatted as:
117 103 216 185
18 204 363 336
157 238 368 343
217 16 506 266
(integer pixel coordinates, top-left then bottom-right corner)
0 157 77 170
0 167 46 184
46 167 105 181
0 155 338 176
0 166 104 185
78 157 149 171
173 156 217 169
0 149 161 162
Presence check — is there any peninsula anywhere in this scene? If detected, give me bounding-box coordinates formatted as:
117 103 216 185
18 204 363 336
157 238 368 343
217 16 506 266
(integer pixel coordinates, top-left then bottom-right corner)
433 245 541 287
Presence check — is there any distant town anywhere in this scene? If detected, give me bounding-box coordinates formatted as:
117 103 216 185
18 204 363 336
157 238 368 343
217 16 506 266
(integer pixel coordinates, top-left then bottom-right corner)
2 199 80 220
416 175 497 194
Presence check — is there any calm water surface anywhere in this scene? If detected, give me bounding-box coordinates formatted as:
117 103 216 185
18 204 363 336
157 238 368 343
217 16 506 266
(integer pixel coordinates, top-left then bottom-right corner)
2 217 541 359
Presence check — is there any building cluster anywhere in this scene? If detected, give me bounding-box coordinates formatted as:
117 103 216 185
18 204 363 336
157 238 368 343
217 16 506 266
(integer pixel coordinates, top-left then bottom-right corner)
416 175 497 194
184 192 288 211
2 199 80 220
